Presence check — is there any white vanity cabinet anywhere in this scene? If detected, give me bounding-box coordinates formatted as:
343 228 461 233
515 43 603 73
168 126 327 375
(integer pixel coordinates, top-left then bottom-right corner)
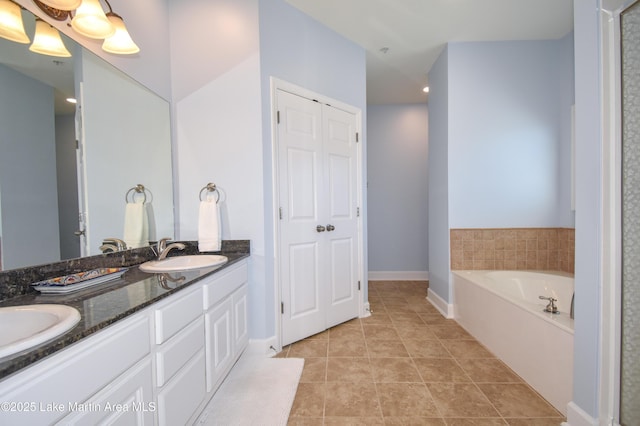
0 314 152 425
153 285 207 426
62 359 155 425
203 262 249 394
0 258 249 426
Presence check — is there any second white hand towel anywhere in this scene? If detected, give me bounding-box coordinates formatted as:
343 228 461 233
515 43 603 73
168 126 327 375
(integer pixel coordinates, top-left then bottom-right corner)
123 199 149 249
198 199 221 252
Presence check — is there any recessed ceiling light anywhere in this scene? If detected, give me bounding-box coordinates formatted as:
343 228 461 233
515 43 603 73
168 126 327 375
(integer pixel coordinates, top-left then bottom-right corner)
66 98 77 104
423 86 430 93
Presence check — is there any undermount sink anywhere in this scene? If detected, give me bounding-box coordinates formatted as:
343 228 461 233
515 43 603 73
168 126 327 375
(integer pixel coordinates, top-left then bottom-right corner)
0 304 81 359
139 255 228 273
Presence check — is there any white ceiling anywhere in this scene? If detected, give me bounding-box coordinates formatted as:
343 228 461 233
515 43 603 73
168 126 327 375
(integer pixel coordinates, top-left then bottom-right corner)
285 0 574 104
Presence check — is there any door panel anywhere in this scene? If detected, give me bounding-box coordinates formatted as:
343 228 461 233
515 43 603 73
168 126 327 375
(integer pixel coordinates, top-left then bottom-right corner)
278 91 325 345
289 242 321 318
323 106 359 329
277 89 359 346
328 154 353 218
288 149 318 220
329 238 354 303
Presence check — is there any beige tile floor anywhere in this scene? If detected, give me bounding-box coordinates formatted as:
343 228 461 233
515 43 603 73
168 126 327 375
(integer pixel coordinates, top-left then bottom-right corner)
280 280 566 425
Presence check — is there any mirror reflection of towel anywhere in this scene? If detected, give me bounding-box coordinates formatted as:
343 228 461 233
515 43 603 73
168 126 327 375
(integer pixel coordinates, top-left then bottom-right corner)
123 200 149 249
198 200 220 252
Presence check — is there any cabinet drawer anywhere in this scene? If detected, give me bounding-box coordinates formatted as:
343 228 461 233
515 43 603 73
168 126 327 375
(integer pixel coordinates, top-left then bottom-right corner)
203 261 248 310
155 286 203 344
156 318 204 387
157 349 206 426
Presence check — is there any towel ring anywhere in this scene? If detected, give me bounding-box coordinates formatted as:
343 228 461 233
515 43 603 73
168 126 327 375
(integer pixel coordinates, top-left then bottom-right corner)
125 184 148 203
199 182 220 203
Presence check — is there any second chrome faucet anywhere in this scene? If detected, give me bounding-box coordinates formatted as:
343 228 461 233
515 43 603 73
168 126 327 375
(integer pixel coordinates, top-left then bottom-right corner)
156 237 186 260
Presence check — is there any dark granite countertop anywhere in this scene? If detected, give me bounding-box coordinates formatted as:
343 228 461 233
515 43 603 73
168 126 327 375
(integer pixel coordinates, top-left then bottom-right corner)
0 241 250 381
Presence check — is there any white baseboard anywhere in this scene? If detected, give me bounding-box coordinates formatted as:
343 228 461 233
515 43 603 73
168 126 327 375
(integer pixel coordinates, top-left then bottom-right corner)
368 271 429 281
426 289 454 319
563 402 598 426
247 337 279 356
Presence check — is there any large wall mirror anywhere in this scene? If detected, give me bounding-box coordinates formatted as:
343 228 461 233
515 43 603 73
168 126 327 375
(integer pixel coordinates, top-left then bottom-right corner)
0 6 174 271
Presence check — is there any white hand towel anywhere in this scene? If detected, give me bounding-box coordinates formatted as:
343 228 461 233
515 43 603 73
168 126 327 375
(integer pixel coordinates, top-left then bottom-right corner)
198 199 221 252
123 200 149 249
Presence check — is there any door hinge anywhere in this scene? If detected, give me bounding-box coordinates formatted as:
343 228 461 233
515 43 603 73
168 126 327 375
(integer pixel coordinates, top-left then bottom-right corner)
75 139 79 150
277 110 280 124
357 207 360 217
281 302 284 314
279 207 283 220
356 132 359 142
358 281 361 290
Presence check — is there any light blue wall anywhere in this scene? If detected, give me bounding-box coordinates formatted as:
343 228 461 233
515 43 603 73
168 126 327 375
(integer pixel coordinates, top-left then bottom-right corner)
427 37 574 305
427 46 450 302
448 38 575 228
572 0 602 418
55 114 80 260
257 0 367 338
557 32 576 227
0 66 60 269
367 104 428 273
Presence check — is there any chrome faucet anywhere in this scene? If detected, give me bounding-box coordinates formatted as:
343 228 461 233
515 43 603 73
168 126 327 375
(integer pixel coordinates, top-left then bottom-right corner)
539 296 559 314
99 244 118 253
156 238 186 260
100 238 127 253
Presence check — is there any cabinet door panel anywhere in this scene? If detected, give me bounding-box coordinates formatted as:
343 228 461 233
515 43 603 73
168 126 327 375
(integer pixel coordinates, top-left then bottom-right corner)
61 359 155 425
205 298 233 393
233 284 249 353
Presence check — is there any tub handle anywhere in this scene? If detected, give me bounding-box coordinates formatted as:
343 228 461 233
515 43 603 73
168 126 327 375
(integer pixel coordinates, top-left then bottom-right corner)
539 296 559 314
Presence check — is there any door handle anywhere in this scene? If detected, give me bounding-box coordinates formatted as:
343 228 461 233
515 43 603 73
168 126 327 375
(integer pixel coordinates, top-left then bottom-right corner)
316 225 326 233
326 224 335 232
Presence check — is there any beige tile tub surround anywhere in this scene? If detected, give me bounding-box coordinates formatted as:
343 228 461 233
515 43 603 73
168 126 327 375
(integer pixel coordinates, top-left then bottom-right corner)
450 228 575 273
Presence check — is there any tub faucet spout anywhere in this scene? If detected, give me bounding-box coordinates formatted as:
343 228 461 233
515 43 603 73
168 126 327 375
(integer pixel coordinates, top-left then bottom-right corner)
570 292 575 319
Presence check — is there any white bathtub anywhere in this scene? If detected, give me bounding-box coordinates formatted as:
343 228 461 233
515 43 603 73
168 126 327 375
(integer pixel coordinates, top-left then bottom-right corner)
452 270 574 415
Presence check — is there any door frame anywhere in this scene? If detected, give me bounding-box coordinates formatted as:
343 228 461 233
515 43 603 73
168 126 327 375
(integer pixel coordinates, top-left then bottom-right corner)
598 1 635 423
269 77 365 351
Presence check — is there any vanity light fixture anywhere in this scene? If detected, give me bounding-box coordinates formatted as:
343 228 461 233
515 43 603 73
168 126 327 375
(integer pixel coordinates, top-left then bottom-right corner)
37 0 80 10
29 17 71 56
101 10 138 54
0 0 30 43
32 0 139 55
70 0 114 39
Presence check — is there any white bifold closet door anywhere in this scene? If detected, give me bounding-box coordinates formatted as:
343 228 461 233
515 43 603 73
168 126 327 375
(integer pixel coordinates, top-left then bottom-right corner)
276 89 360 346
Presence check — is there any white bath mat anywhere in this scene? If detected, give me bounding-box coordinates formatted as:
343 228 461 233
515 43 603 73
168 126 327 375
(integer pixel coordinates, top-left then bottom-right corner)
197 354 304 426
